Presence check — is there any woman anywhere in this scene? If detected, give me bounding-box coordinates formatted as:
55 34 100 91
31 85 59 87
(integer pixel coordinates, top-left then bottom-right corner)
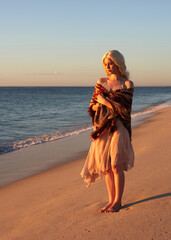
81 50 134 213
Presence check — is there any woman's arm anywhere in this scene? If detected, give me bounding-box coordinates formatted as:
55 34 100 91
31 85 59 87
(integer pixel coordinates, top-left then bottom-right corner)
96 95 113 110
90 78 113 111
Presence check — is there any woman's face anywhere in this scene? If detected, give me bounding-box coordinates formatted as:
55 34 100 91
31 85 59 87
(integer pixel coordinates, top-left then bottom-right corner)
104 57 119 76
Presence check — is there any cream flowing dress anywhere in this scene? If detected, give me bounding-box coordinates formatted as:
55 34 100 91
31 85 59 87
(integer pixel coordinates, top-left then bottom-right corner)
81 80 134 187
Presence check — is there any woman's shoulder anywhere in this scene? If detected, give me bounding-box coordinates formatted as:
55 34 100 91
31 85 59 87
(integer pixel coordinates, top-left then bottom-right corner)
96 78 107 85
125 80 134 89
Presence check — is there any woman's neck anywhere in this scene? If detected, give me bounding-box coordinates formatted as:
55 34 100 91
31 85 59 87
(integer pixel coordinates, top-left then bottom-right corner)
108 73 123 82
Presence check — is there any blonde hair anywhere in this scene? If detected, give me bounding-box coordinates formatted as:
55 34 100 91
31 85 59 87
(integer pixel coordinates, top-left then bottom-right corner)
102 50 129 79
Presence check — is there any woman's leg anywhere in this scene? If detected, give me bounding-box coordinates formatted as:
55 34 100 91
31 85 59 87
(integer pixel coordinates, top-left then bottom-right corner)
99 168 115 212
106 163 125 212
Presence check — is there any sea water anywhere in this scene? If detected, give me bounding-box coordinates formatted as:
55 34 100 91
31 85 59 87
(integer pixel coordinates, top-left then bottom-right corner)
0 86 171 155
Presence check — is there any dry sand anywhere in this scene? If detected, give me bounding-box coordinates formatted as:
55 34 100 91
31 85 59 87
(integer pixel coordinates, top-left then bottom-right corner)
0 107 171 240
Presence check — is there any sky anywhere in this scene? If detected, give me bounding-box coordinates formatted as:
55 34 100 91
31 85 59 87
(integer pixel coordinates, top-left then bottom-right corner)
0 0 171 86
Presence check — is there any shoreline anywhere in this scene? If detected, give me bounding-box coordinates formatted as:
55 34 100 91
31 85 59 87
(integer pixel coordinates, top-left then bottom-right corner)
0 106 170 187
1 97 170 156
0 107 170 240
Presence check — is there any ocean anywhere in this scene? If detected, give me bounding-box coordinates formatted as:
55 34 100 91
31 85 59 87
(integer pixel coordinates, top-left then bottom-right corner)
0 86 171 155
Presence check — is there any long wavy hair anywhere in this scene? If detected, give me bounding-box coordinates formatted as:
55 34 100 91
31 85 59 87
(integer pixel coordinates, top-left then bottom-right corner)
102 50 129 79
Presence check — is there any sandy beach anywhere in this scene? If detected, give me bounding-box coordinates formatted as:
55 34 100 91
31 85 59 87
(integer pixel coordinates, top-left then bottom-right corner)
0 107 171 240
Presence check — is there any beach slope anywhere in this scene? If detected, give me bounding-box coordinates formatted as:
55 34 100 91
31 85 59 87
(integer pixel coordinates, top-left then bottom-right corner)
0 108 171 240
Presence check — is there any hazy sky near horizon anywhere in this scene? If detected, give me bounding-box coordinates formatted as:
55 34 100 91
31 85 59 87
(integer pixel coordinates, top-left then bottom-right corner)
0 0 171 86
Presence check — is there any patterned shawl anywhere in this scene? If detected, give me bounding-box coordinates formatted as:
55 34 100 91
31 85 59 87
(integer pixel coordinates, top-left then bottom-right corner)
88 83 134 141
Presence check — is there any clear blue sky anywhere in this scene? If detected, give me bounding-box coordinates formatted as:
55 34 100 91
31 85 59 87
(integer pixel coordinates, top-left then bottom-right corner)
0 0 171 86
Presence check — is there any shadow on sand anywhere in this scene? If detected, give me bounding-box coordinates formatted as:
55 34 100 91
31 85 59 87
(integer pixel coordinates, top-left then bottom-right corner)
122 192 171 209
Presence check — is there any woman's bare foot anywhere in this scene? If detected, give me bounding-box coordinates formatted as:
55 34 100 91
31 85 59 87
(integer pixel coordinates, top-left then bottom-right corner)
105 202 121 213
98 202 113 213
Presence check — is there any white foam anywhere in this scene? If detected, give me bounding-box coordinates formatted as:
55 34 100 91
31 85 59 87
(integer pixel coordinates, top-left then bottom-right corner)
13 126 93 150
12 101 171 151
132 100 171 118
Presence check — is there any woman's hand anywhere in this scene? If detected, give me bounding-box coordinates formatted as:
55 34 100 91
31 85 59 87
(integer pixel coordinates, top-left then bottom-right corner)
96 94 106 105
96 94 113 110
91 95 105 111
